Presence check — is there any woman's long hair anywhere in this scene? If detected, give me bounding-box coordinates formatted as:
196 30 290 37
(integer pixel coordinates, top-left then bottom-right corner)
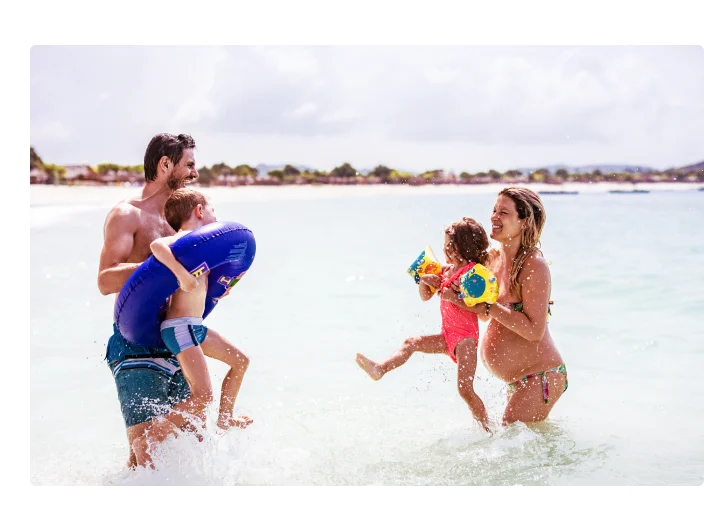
498 187 546 296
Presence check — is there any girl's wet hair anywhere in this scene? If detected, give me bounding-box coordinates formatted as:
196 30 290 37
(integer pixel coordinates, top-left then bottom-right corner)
498 187 547 295
445 217 490 265
164 188 208 231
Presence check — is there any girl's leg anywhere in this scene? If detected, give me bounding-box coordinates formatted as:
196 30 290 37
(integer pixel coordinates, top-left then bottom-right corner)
199 328 252 429
356 334 447 380
454 337 490 433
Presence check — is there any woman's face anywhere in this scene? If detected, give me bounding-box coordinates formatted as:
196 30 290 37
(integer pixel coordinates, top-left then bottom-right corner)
490 195 524 243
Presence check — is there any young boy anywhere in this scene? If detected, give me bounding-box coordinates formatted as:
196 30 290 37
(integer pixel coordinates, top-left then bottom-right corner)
131 188 253 468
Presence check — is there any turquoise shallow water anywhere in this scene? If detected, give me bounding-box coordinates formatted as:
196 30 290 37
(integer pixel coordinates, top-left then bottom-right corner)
30 188 704 485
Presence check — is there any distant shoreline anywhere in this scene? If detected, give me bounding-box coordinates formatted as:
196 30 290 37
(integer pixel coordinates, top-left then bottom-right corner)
30 181 703 208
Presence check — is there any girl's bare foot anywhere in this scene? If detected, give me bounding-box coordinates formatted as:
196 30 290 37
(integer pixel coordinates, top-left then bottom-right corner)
217 415 253 430
355 353 383 380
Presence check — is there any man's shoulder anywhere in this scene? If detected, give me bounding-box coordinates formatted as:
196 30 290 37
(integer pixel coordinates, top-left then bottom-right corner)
105 200 141 228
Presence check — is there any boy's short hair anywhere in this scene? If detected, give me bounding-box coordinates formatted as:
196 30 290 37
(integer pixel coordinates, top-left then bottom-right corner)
164 188 208 231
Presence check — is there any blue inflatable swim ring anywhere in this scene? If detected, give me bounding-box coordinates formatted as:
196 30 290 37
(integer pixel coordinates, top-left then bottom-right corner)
114 221 256 348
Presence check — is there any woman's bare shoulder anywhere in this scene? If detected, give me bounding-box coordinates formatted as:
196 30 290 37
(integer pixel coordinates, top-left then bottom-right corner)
520 249 550 280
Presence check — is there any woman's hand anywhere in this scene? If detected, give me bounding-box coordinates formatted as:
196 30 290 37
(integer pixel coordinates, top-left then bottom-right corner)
464 302 488 315
420 274 442 290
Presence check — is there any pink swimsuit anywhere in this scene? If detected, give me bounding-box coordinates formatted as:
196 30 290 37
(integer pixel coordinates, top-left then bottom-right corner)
439 263 480 362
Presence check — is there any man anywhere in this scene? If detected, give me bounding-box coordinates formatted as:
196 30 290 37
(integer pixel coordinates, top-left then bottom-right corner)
98 133 199 467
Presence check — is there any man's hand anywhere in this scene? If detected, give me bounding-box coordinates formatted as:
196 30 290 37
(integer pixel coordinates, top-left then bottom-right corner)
213 288 232 302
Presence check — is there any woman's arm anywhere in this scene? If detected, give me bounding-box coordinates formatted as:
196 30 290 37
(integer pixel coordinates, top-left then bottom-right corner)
442 253 551 342
485 254 551 342
476 249 500 322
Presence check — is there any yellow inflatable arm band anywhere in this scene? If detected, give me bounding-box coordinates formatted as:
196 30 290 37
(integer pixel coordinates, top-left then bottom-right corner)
459 263 499 307
407 245 443 287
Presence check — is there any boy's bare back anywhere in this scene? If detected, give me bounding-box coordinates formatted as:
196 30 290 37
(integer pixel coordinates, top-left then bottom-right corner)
167 273 209 319
153 229 210 319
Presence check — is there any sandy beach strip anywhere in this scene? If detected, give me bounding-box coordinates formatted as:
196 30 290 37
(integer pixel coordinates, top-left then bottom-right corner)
30 181 703 209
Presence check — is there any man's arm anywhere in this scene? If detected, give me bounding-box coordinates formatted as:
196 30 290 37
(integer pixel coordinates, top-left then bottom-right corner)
150 235 198 292
97 204 141 295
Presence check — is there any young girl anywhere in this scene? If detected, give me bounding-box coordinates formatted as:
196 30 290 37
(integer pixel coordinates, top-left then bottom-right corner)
356 217 492 433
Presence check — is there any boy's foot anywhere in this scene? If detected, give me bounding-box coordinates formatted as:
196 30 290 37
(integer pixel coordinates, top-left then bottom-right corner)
355 353 383 380
217 415 253 430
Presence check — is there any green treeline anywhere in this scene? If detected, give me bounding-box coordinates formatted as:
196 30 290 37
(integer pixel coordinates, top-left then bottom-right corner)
30 147 704 185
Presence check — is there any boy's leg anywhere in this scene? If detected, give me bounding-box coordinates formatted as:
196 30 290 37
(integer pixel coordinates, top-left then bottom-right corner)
199 329 252 429
158 320 215 428
165 345 214 428
356 334 447 380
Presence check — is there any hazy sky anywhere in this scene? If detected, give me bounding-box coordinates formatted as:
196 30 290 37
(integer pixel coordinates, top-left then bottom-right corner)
30 45 704 172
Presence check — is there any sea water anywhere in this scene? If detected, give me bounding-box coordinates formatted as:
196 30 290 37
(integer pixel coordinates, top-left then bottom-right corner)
30 187 704 485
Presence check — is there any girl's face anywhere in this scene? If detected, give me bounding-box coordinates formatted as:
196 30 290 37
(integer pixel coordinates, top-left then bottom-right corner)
490 195 524 243
444 232 463 265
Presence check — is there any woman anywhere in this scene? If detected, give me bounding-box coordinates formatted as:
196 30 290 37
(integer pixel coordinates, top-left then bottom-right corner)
441 187 567 426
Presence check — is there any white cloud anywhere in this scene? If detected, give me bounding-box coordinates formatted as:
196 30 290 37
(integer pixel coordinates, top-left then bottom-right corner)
31 120 71 142
29 45 704 171
424 67 461 85
319 107 363 123
287 102 318 119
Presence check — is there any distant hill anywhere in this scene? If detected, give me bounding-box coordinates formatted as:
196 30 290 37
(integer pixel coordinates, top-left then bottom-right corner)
668 160 704 172
256 163 317 175
516 161 704 175
516 164 658 175
258 162 698 176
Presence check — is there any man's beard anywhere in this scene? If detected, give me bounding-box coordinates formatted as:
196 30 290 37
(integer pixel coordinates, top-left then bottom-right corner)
167 174 188 191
